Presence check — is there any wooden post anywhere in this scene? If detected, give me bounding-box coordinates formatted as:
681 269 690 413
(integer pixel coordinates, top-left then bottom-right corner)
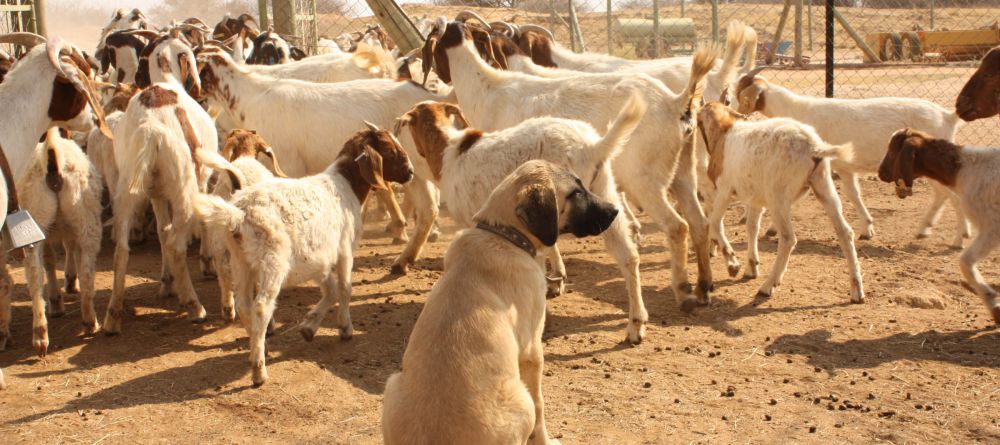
258 0 269 29
365 0 423 54
794 0 803 66
832 6 880 63
568 0 585 52
272 0 296 35
606 0 612 54
652 0 659 58
711 0 719 42
767 0 793 65
33 0 47 37
808 0 813 50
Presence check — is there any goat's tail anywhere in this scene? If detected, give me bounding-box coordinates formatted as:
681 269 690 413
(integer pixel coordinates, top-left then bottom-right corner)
590 93 647 165
196 149 246 192
815 142 854 164
679 44 720 111
740 24 758 73
712 21 749 92
352 41 398 79
194 193 245 236
122 132 160 196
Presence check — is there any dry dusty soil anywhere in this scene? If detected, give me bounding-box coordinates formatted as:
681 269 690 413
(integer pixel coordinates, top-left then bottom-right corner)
1 177 999 444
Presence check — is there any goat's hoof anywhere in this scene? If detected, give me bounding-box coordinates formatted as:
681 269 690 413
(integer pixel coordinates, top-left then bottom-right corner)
695 280 713 306
755 290 772 300
950 241 964 250
251 366 268 387
859 233 872 241
545 277 565 299
390 262 409 275
915 231 931 240
427 230 441 242
33 326 48 358
0 332 8 351
851 295 865 304
299 326 316 342
221 306 236 322
391 236 407 245
990 306 1000 324
82 320 101 335
727 262 741 278
339 325 354 340
184 302 208 323
103 310 123 335
764 228 777 238
679 297 699 314
744 270 758 280
626 319 646 344
65 279 79 295
48 302 66 318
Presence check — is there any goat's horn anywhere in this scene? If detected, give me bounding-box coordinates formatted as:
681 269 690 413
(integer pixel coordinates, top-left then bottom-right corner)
518 24 554 40
455 10 490 29
184 17 211 32
490 21 516 37
434 17 447 39
0 32 46 48
363 121 380 132
744 66 766 78
124 29 161 41
46 37 72 79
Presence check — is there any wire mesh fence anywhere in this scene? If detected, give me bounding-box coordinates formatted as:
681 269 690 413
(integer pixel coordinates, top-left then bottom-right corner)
264 0 999 146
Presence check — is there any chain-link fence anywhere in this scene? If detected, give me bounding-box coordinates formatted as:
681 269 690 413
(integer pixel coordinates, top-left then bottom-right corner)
264 0 999 146
0 0 38 56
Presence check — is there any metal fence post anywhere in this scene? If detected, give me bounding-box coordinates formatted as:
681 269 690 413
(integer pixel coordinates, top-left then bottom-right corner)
794 0 803 66
825 0 834 98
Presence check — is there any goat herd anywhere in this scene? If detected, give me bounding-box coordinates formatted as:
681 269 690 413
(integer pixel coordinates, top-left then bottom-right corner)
0 6 996 443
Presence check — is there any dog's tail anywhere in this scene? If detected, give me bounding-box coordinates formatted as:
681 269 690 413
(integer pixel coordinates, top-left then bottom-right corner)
589 93 647 166
194 193 245 236
196 149 247 192
814 142 854 164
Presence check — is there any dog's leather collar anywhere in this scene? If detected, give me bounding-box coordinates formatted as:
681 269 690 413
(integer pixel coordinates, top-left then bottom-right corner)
476 222 536 257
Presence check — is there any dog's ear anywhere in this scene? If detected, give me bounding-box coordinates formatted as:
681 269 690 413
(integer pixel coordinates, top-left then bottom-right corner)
357 144 387 190
516 183 558 247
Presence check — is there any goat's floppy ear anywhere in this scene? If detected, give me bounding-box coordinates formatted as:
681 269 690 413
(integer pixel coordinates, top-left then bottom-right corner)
442 103 471 129
260 146 289 178
515 181 559 247
357 144 387 190
738 80 767 114
421 32 438 87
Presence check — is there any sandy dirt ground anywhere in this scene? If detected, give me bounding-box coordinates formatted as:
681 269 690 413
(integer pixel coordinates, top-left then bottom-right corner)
0 175 998 444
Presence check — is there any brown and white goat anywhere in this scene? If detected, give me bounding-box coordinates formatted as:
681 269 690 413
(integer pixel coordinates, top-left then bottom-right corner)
956 46 1000 122
0 33 111 356
879 129 1000 322
195 124 414 386
698 103 864 303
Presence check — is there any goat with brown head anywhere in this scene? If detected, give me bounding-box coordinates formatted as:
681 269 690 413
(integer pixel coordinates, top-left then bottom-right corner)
878 128 963 199
336 122 414 203
421 16 502 85
221 128 288 177
956 46 1000 122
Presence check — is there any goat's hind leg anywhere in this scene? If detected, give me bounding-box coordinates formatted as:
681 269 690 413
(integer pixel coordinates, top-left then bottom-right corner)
637 189 697 311
151 198 206 322
756 203 796 299
42 242 64 317
811 163 864 303
63 240 79 294
249 270 283 387
958 232 1000 323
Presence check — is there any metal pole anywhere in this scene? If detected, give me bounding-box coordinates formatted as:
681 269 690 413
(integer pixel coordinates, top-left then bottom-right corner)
258 0 270 29
767 0 793 65
930 0 935 30
680 0 685 18
808 0 813 51
825 0 833 98
711 0 719 42
33 0 48 37
652 0 659 58
794 0 803 66
606 0 612 54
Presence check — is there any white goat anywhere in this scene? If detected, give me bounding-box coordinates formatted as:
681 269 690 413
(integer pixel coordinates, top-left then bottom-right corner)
393 96 644 301
423 19 717 342
2 128 104 341
194 124 414 386
200 129 287 321
878 129 1000 323
735 70 967 245
105 75 215 334
498 18 756 105
0 34 111 356
200 41 396 84
698 103 865 302
196 49 443 242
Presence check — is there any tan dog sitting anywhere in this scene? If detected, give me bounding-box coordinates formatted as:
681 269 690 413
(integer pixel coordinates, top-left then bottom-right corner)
382 160 619 445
